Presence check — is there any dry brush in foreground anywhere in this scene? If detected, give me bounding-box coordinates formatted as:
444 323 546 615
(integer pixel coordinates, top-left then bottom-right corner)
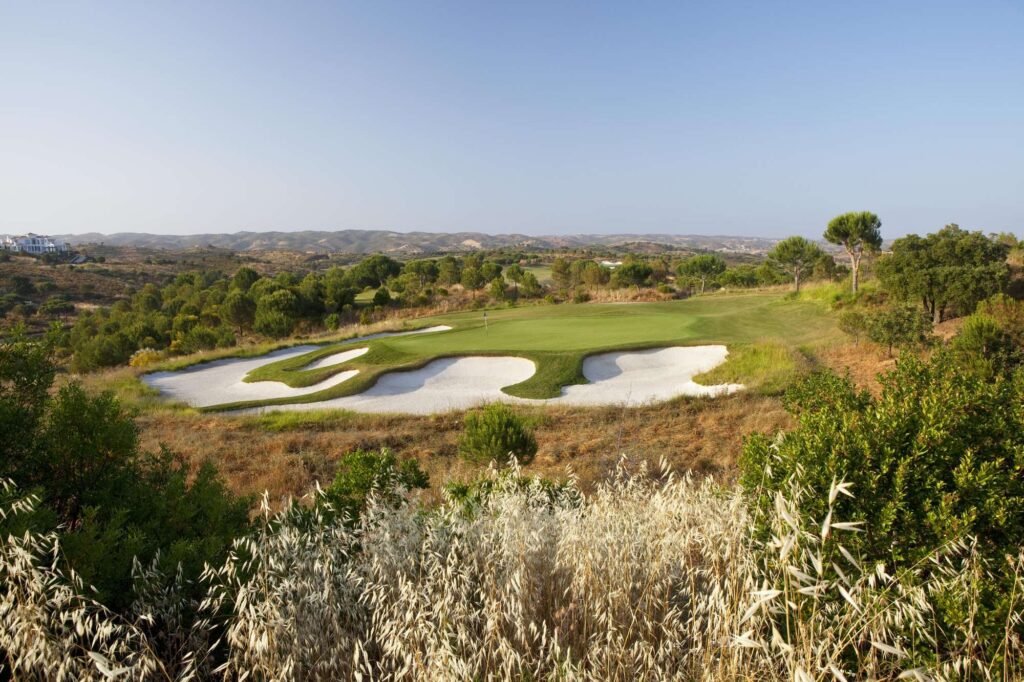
1 461 1021 680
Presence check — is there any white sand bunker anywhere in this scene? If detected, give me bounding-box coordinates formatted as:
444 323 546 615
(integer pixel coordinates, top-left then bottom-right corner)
142 325 451 408
555 346 743 406
143 345 361 407
239 345 743 416
263 356 538 415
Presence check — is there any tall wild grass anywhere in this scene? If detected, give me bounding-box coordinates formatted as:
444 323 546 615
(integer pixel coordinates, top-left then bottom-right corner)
1 461 1020 680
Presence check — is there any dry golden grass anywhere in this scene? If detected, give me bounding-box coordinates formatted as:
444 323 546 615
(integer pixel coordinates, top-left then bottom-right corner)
5 464 1018 679
133 393 790 503
815 341 896 394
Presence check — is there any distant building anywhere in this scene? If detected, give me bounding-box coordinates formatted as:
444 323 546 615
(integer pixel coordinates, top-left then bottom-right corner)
0 233 70 254
599 259 623 269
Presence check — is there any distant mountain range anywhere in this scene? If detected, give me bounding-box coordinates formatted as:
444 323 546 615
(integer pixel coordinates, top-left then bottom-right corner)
56 229 786 255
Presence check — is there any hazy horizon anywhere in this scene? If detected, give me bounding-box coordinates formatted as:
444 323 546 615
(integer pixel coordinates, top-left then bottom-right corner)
2 1 1022 239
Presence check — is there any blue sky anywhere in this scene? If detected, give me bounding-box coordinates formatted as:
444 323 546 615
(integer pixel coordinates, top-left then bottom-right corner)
1 1 1021 238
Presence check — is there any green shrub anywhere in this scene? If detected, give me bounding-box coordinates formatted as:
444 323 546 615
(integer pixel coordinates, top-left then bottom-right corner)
1 331 250 610
865 305 932 356
951 295 1024 376
741 353 1024 646
459 403 537 464
253 308 295 338
837 309 867 343
323 448 428 522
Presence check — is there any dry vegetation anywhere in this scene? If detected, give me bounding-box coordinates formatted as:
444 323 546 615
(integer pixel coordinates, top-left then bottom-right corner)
815 342 896 395
130 393 790 503
3 463 1019 680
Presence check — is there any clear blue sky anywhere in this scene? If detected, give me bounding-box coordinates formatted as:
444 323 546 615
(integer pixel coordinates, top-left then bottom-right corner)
1 1 1021 238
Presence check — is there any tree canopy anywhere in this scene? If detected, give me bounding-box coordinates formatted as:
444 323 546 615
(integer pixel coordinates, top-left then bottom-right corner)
767 237 824 292
677 254 726 294
823 211 882 293
876 224 1009 323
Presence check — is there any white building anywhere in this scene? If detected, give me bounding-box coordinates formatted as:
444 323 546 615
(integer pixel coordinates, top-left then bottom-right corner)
1 233 70 254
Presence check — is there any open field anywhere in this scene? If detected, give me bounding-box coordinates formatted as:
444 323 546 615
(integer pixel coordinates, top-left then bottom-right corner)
522 263 553 284
142 292 839 411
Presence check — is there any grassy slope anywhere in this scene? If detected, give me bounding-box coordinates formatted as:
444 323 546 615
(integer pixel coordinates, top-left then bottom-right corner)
204 291 838 411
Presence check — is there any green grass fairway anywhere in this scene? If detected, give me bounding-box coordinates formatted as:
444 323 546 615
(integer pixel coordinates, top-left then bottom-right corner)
523 264 553 284
354 288 377 305
211 292 838 412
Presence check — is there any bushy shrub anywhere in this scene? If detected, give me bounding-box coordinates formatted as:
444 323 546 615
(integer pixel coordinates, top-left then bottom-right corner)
323 448 428 521
459 403 537 464
837 309 867 343
741 352 1024 648
951 294 1024 376
253 308 294 338
1 332 249 613
865 304 932 356
372 287 391 307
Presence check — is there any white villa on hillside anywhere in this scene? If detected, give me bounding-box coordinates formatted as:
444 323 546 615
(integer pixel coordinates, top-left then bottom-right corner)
1 233 70 254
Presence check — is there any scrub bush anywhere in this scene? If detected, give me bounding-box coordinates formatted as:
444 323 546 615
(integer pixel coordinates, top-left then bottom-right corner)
459 403 537 464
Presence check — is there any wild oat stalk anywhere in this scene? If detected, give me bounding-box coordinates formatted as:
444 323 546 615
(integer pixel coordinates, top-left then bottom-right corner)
0 480 167 681
1 461 1022 680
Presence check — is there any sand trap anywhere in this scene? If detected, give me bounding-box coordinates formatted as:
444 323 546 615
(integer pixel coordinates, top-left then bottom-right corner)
142 325 451 408
219 345 743 416
143 346 360 407
144 319 744 413
257 356 539 415
555 346 742 405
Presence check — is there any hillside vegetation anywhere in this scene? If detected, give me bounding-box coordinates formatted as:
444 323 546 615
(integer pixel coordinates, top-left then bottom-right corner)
4 295 1024 678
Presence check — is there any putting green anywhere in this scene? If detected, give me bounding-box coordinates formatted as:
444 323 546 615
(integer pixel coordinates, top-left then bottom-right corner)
207 292 837 412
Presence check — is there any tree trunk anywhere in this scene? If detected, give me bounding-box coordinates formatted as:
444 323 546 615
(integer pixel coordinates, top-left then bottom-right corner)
794 272 801 292
850 251 860 294
700 278 706 294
